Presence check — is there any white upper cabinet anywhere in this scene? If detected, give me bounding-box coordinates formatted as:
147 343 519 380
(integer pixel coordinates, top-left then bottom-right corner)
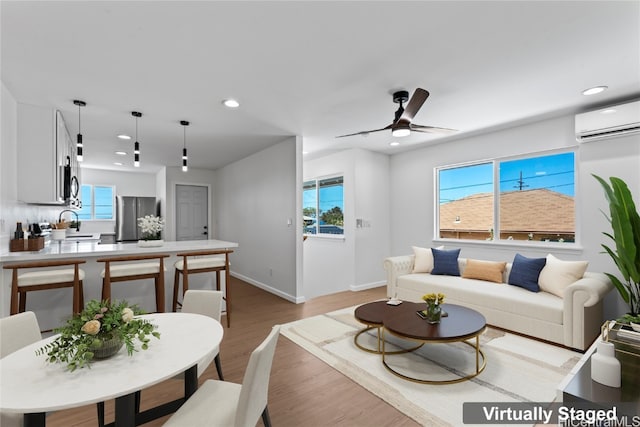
17 103 79 205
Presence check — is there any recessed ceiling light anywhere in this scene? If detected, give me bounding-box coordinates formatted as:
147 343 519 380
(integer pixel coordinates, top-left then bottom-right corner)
601 108 617 114
114 162 123 166
222 99 240 108
582 86 608 96
115 151 127 156
389 141 400 146
117 134 131 140
302 151 309 155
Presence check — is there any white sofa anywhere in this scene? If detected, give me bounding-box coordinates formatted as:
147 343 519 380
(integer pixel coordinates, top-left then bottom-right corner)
384 254 613 351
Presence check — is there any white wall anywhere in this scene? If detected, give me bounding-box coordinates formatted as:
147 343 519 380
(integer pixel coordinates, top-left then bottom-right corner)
215 137 300 301
354 149 391 288
303 148 390 299
389 113 640 319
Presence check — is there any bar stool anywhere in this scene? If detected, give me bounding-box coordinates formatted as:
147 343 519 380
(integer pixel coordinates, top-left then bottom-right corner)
172 249 233 326
3 259 86 317
97 254 170 313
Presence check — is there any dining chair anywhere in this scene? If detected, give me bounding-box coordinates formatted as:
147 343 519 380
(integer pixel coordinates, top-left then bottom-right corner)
181 290 225 380
171 249 233 327
163 325 281 427
3 259 86 320
97 254 170 313
0 311 42 427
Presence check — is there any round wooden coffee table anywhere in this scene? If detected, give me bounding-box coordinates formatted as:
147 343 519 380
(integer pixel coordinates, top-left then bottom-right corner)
381 302 487 384
353 300 423 354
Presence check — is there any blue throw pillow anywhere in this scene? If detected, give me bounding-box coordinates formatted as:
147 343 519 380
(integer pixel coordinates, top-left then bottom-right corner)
508 253 546 292
431 248 461 276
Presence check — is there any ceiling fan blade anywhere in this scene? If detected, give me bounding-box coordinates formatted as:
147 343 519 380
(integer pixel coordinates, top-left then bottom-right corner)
411 124 458 134
335 123 392 138
399 88 429 123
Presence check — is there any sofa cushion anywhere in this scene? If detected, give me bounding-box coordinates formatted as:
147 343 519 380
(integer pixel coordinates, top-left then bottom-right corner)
508 253 546 292
396 274 563 324
538 254 588 298
431 248 461 276
411 245 444 273
462 259 507 283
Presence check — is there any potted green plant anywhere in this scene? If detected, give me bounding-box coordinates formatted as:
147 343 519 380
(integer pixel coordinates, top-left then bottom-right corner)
593 175 640 318
36 299 160 371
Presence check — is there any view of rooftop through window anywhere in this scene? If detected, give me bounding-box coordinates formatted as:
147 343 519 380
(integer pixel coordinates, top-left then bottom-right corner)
438 152 575 242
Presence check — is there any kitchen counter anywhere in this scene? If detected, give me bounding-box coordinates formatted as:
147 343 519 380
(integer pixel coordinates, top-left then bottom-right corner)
0 239 238 329
0 239 237 262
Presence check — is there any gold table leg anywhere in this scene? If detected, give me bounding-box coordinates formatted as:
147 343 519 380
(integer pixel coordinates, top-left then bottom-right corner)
381 328 487 385
354 324 423 355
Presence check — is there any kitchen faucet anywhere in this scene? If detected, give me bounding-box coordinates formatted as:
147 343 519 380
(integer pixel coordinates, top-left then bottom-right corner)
59 209 80 232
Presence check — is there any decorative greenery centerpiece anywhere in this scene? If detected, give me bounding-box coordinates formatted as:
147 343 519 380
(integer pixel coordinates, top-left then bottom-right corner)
593 175 640 317
36 300 160 371
422 293 446 324
137 215 164 240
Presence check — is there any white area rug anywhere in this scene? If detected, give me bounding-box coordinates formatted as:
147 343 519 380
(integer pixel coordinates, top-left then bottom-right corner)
280 305 580 427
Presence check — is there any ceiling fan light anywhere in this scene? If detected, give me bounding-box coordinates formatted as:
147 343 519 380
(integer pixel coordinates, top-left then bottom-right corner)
392 127 410 137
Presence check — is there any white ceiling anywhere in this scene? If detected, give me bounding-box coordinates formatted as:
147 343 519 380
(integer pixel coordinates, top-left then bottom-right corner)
2 1 639 173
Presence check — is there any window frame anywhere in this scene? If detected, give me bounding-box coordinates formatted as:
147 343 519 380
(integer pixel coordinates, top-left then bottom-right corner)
303 174 345 238
434 148 579 246
78 184 115 221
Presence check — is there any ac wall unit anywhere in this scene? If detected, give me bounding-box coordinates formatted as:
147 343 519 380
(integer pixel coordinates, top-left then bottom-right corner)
575 100 640 142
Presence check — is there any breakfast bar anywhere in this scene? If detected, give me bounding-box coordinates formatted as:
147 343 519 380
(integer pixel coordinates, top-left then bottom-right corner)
0 239 238 331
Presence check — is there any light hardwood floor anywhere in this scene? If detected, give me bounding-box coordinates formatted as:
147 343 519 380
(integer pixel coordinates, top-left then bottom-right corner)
45 277 420 427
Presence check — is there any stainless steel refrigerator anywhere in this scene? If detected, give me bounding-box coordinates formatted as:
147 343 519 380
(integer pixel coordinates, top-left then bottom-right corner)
116 196 158 242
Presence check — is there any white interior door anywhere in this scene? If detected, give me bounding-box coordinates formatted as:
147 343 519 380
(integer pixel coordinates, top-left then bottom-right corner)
176 184 208 241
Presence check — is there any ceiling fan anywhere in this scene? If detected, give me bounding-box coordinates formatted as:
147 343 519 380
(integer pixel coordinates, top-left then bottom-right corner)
336 88 457 138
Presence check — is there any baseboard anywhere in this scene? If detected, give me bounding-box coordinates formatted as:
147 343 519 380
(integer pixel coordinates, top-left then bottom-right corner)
230 271 305 304
349 280 386 292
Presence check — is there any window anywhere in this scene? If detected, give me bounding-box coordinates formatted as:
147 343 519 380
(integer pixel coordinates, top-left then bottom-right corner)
437 151 575 243
77 185 114 220
303 176 344 235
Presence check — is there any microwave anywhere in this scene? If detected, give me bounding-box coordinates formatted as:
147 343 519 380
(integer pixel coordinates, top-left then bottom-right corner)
61 155 81 208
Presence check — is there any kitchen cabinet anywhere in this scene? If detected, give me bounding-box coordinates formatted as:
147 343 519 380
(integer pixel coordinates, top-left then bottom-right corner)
17 103 80 205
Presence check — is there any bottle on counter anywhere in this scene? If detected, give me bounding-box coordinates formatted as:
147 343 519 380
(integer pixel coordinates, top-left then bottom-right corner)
14 222 23 239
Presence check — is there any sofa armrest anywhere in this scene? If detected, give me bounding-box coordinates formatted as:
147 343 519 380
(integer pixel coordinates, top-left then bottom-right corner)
563 272 613 349
383 255 415 298
564 272 613 307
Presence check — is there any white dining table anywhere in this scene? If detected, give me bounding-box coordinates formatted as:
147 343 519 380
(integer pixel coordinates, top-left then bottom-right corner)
0 312 223 427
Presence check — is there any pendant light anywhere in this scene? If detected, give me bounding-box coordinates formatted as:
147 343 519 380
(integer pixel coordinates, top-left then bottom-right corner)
73 100 86 162
132 111 142 167
181 120 189 172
